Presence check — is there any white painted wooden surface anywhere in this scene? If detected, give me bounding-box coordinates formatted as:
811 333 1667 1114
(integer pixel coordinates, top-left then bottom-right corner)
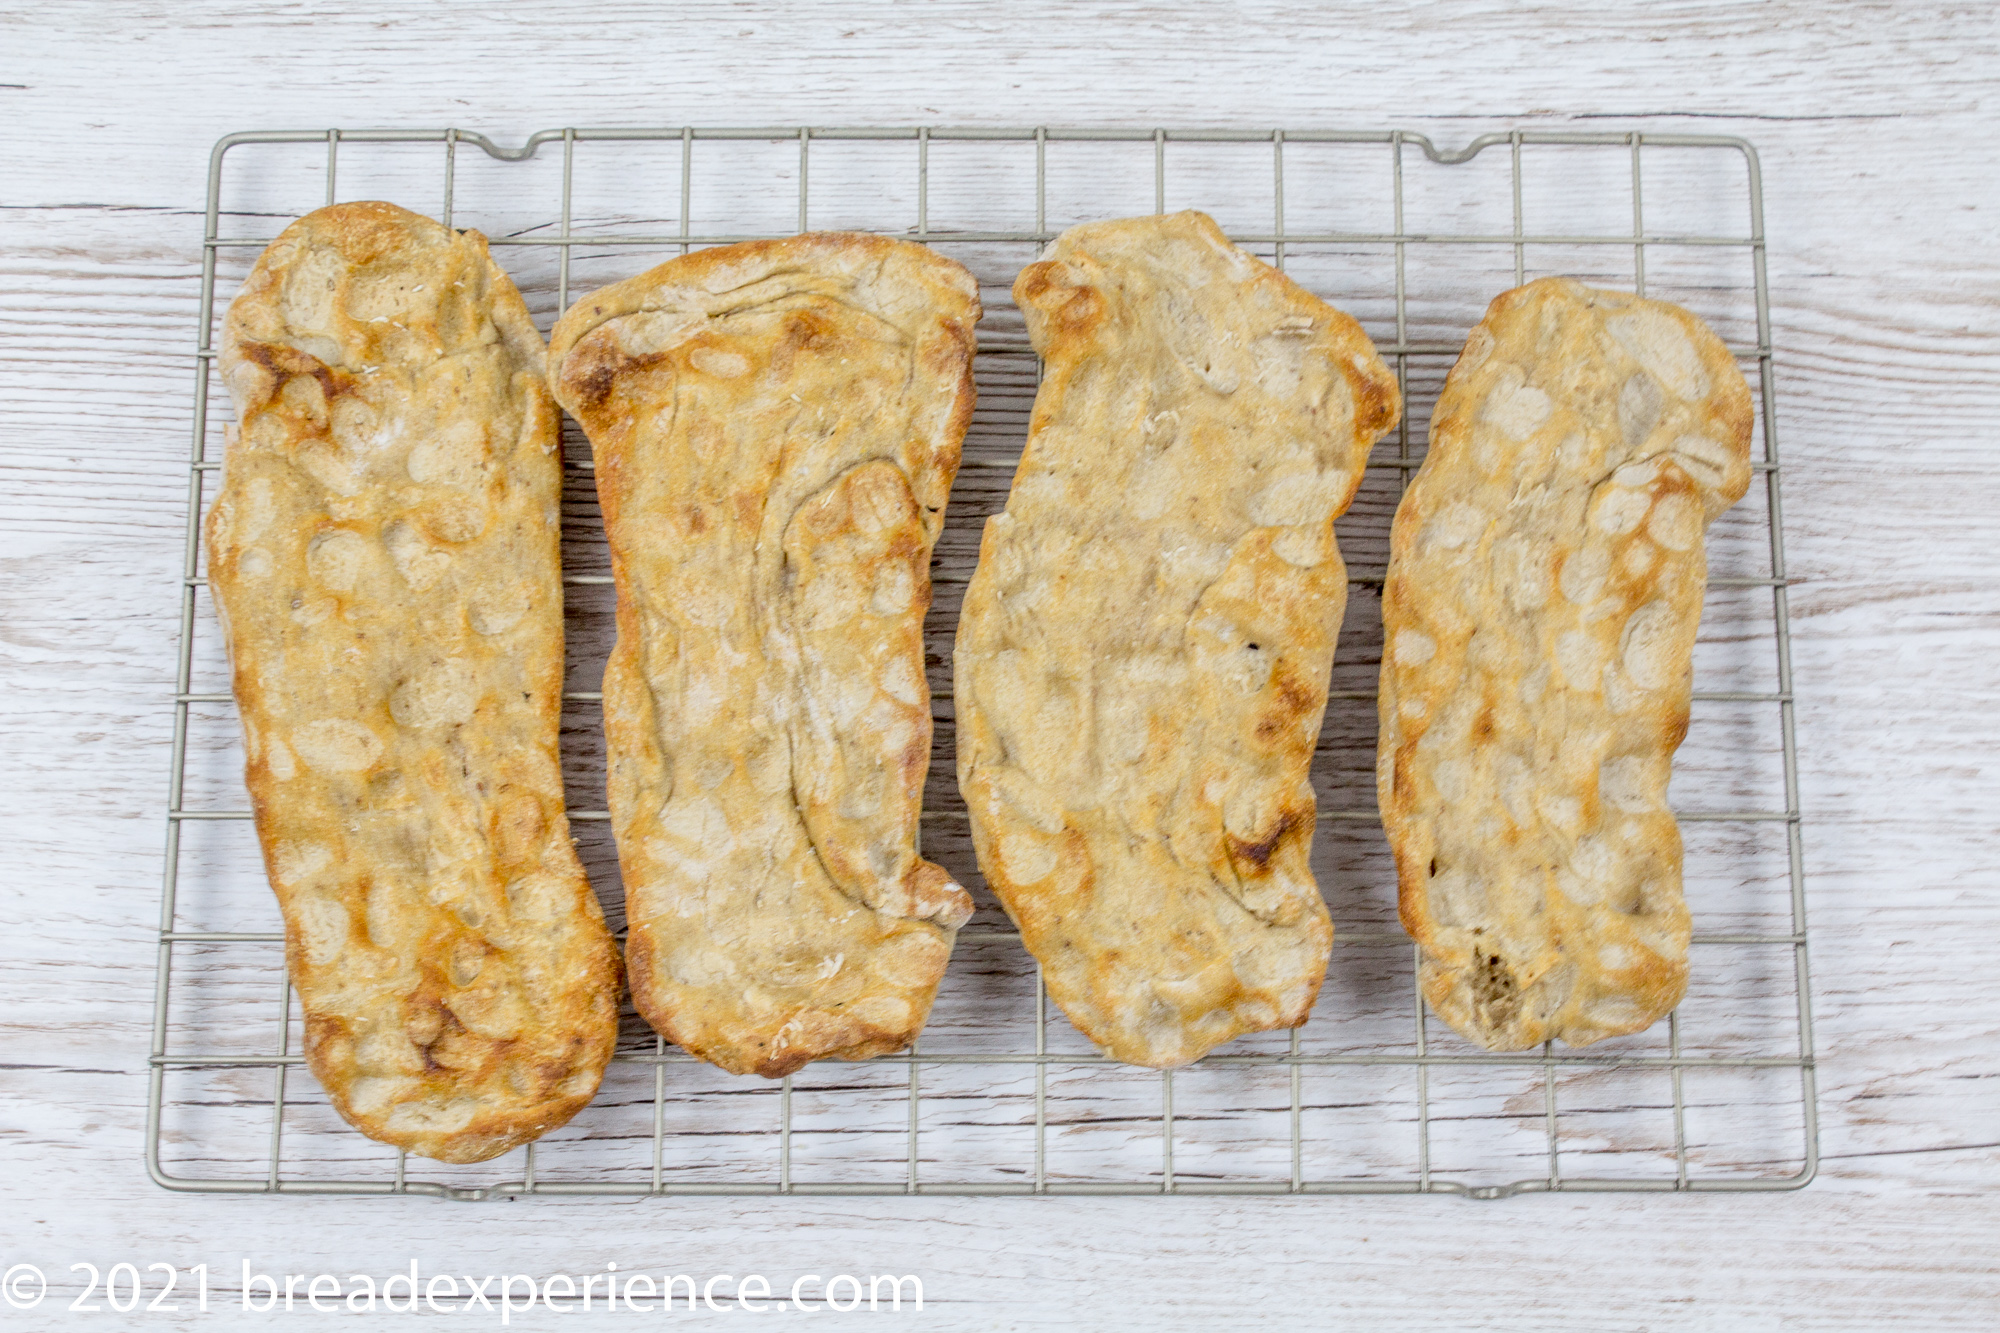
3 2 1998 1327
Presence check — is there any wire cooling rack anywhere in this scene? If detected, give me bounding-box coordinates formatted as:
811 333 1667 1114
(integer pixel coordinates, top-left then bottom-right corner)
151 125 1815 1200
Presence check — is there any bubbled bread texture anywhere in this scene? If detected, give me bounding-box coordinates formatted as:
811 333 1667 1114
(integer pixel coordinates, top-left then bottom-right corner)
549 233 981 1079
956 211 1400 1068
1379 277 1754 1051
206 202 621 1163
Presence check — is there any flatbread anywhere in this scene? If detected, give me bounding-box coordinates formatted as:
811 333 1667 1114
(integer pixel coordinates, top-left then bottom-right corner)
206 201 621 1163
956 211 1400 1068
549 232 981 1077
1379 277 1754 1050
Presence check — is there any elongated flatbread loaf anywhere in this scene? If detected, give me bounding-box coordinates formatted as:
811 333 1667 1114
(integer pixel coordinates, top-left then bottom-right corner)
1379 277 1754 1050
206 202 620 1163
549 233 980 1078
956 211 1400 1067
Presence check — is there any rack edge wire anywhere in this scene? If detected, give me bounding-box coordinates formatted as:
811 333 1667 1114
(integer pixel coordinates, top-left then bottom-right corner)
150 126 1817 1201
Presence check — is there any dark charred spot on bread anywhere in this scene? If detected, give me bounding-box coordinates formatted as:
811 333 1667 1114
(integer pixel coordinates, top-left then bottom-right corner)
240 340 358 409
1229 809 1302 872
408 997 462 1075
568 342 672 415
1472 952 1521 1028
571 355 622 412
309 364 355 401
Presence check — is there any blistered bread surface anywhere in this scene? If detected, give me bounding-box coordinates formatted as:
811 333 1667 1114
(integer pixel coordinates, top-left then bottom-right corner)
205 202 621 1163
549 232 980 1078
956 211 1400 1068
1379 277 1754 1050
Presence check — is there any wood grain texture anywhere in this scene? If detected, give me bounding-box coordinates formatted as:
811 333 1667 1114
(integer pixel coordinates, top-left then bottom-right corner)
2 2 1998 1328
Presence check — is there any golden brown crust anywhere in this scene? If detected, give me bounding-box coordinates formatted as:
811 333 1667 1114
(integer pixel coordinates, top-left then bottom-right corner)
548 232 981 1078
206 201 621 1163
956 211 1400 1068
1378 277 1754 1051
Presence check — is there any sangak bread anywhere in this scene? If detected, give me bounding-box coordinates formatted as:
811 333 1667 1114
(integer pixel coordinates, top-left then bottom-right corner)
548 233 981 1078
956 211 1401 1068
205 202 621 1163
1379 277 1754 1050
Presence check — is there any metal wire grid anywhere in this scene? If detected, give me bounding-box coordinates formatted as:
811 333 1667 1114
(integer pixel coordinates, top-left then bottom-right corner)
151 125 1816 1200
